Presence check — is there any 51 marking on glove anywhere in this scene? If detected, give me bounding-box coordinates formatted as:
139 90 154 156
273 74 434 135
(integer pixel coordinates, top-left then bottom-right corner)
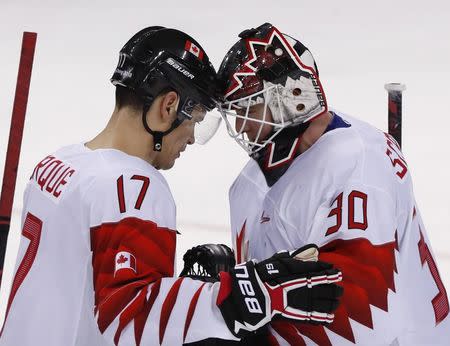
235 264 263 314
266 263 279 275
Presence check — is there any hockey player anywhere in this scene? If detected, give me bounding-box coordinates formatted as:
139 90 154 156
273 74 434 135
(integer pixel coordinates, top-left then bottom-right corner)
0 27 343 345
217 23 450 345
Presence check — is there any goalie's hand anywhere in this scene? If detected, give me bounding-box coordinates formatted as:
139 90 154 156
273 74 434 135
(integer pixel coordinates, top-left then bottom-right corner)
216 244 343 338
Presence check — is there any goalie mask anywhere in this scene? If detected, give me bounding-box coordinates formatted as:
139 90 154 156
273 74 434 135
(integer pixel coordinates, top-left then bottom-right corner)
217 23 328 155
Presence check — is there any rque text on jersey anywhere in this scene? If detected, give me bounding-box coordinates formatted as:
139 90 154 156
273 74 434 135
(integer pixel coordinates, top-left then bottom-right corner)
30 155 75 200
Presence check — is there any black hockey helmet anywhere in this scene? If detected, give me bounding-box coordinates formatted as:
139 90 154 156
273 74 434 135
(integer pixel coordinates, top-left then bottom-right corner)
217 23 328 155
111 26 220 150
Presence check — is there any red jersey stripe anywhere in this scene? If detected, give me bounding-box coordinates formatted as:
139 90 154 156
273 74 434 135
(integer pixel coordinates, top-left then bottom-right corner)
183 282 206 342
159 277 184 344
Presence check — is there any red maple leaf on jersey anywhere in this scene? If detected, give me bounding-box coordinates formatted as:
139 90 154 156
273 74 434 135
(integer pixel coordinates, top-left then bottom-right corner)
270 236 398 345
117 254 128 264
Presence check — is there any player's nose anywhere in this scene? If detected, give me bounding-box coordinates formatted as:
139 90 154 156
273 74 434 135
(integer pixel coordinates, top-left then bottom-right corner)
187 129 195 145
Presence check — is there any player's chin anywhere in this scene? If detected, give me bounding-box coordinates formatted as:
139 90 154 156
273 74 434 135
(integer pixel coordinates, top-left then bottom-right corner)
160 159 176 170
162 155 179 170
248 132 270 144
250 138 267 146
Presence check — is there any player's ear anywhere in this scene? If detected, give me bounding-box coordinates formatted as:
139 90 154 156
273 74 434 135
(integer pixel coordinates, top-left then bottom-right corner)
159 91 179 125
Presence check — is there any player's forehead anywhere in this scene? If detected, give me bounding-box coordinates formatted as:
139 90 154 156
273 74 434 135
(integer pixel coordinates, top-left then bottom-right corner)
234 102 265 115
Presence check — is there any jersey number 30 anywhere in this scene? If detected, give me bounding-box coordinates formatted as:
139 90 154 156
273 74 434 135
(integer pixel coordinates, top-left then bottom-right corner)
326 190 368 236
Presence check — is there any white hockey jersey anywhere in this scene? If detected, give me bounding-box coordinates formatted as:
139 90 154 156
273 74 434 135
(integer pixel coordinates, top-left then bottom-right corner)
229 112 450 345
0 143 237 346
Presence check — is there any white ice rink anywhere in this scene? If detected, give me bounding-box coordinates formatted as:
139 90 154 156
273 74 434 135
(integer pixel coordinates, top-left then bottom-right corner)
1 0 449 330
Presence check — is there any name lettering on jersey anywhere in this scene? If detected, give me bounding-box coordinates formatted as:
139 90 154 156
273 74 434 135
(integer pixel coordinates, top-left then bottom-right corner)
384 133 408 180
30 155 76 202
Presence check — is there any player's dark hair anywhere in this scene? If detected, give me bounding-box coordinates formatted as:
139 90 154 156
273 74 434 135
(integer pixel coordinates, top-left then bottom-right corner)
115 86 142 111
115 86 175 111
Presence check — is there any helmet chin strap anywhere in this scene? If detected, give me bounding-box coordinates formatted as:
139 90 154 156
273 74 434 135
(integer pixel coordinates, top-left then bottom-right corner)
141 104 184 152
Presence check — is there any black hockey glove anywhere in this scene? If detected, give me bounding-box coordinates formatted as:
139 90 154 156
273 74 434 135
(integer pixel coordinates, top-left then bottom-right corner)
180 244 236 282
216 244 343 338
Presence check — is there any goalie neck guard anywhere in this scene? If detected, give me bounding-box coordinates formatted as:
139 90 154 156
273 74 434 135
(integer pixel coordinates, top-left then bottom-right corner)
217 22 328 155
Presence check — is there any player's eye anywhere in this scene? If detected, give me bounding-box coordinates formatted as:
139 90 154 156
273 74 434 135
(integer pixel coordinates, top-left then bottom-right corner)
191 104 207 123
